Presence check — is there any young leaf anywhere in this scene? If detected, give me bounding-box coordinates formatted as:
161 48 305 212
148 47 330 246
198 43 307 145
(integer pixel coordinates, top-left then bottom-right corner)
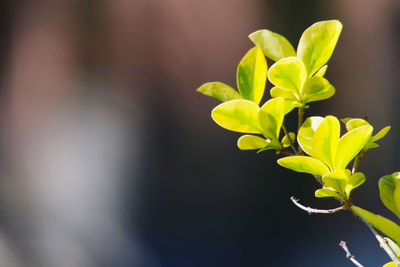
258 97 285 140
270 87 298 101
379 172 400 219
321 170 349 196
268 57 307 93
211 99 262 133
297 116 324 156
315 188 341 198
196 82 242 102
351 206 400 244
313 65 328 77
345 172 366 198
372 126 391 142
297 20 343 75
237 135 269 150
334 125 373 170
277 156 330 176
301 77 335 103
312 116 340 169
237 47 268 105
248 29 296 62
345 118 369 132
282 132 296 148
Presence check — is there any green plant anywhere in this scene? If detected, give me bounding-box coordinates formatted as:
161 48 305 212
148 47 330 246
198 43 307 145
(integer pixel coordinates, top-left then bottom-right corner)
197 20 400 266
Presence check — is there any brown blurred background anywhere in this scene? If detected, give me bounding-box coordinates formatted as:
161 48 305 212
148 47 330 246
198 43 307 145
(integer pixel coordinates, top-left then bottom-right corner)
0 0 399 266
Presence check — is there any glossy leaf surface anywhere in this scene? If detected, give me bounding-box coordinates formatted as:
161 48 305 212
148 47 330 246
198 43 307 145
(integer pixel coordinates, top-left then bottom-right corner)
334 125 373 170
352 206 400 244
312 116 340 169
211 100 261 133
314 65 328 77
297 116 324 156
379 172 400 219
277 156 330 176
297 20 343 75
249 29 296 62
301 77 335 103
315 188 341 198
268 57 306 93
237 47 268 105
259 97 285 140
196 82 242 102
237 135 269 150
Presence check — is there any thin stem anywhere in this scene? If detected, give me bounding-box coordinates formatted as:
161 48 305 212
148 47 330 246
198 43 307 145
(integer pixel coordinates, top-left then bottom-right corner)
361 219 400 266
352 150 365 174
282 124 297 155
297 108 305 154
290 197 346 214
339 241 364 267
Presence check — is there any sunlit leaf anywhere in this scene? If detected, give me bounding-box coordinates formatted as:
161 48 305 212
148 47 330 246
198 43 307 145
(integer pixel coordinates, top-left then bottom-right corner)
297 116 324 156
351 206 400 244
383 262 397 267
196 82 242 102
315 188 341 198
211 99 261 133
345 172 366 198
259 97 285 140
365 142 379 150
321 170 349 196
268 57 307 93
282 132 295 148
301 77 335 103
277 156 330 176
237 47 268 105
270 87 298 101
312 116 340 169
237 135 270 150
379 172 400 219
345 118 369 132
372 126 391 142
248 29 296 62
334 125 373 170
297 20 343 75
314 65 328 77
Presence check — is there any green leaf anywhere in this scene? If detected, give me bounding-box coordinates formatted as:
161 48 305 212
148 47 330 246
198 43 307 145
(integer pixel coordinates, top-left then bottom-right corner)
314 65 328 77
345 172 366 198
312 116 340 169
248 29 296 62
383 262 397 267
379 172 400 219
211 99 262 134
237 47 268 105
334 125 373 170
345 118 369 132
321 170 349 196
270 87 298 101
283 100 296 114
297 20 343 75
258 97 285 140
365 142 379 150
351 206 400 244
282 132 295 148
315 188 341 198
341 118 352 125
237 135 271 150
277 156 330 176
268 57 307 93
301 77 335 104
196 82 242 102
372 126 391 142
297 116 324 156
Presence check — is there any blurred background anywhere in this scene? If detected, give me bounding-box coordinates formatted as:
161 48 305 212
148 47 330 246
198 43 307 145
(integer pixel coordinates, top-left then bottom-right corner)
0 0 399 266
